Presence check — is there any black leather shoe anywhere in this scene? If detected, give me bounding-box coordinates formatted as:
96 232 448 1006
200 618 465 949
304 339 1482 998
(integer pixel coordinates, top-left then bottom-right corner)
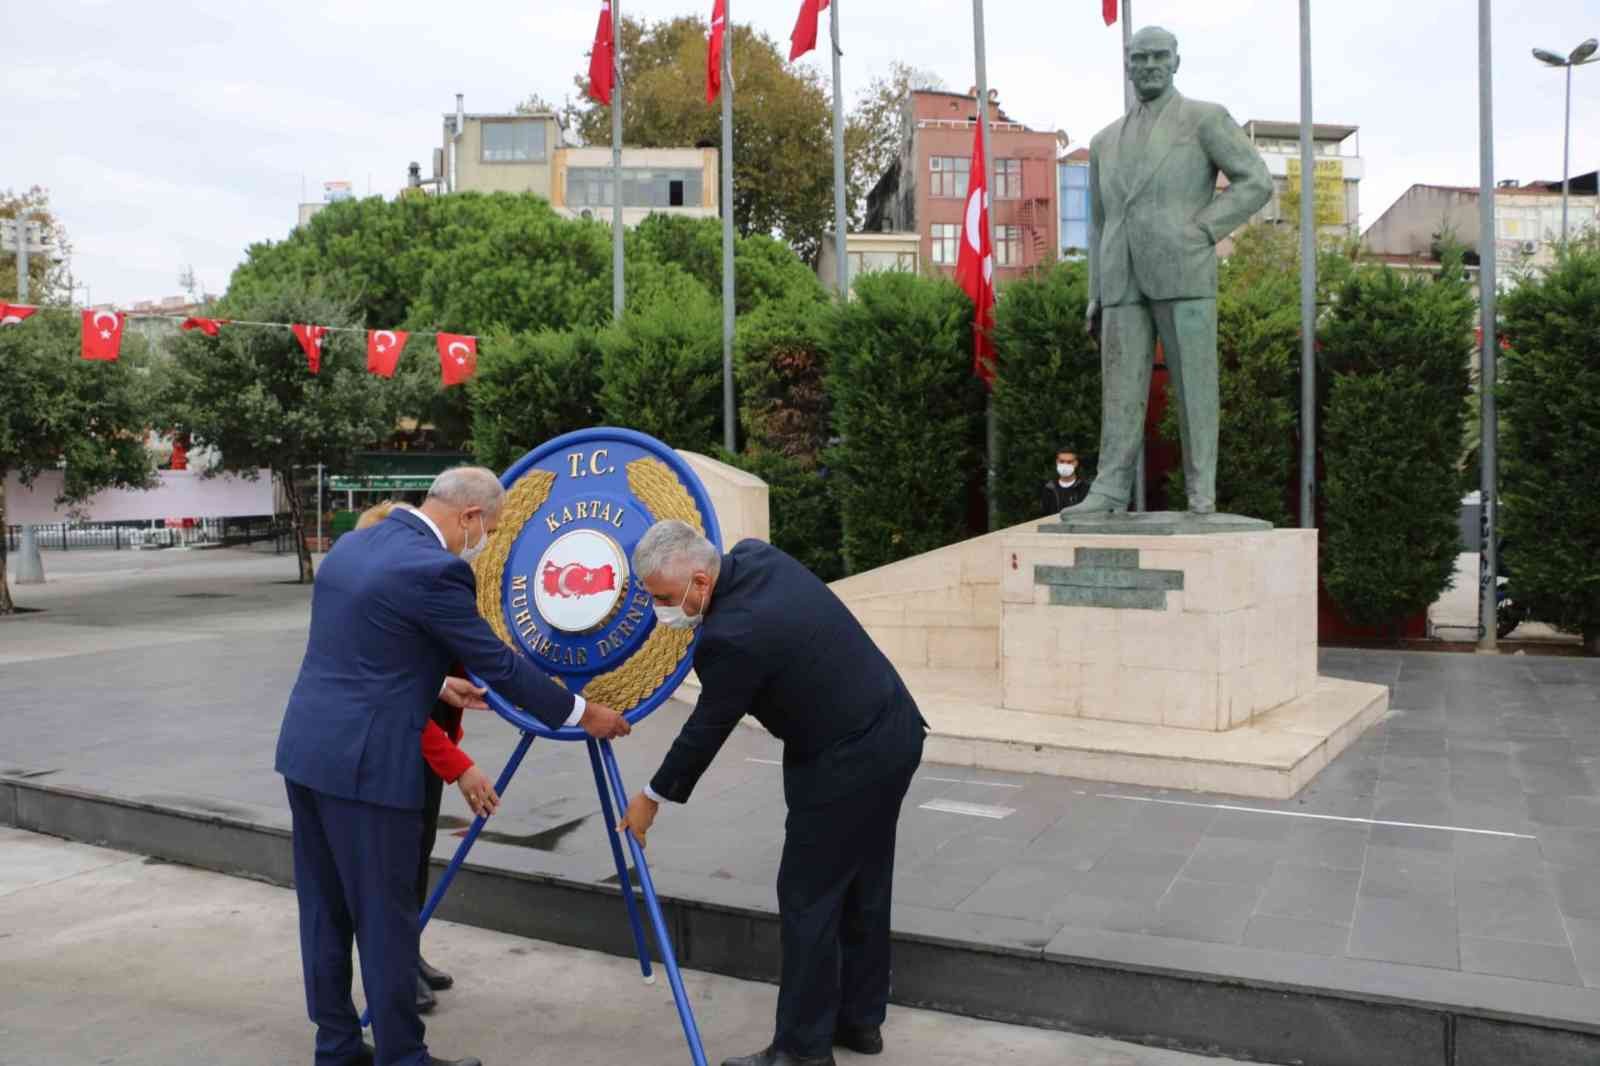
416 972 437 1015
420 956 454 991
834 1024 884 1055
721 1046 835 1066
344 1044 375 1066
424 1057 481 1066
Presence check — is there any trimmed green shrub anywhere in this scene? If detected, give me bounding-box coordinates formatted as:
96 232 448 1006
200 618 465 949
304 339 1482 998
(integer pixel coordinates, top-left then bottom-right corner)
597 277 723 453
1498 237 1600 653
826 271 985 573
991 260 1100 525
470 327 604 471
719 447 844 580
1318 258 1474 628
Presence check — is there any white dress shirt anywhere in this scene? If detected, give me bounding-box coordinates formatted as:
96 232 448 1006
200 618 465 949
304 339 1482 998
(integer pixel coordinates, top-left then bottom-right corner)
401 505 587 730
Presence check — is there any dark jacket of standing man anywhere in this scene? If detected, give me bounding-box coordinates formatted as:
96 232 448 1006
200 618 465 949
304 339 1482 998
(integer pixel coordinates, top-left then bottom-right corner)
618 523 927 1066
275 466 628 1066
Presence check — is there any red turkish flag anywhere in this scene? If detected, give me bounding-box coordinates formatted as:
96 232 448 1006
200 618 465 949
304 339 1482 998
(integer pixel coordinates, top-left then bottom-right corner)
788 0 829 61
706 0 726 104
81 309 126 362
0 303 38 326
292 323 329 374
437 332 477 387
367 329 409 377
953 123 996 389
180 316 227 337
587 0 615 105
1103 0 1118 26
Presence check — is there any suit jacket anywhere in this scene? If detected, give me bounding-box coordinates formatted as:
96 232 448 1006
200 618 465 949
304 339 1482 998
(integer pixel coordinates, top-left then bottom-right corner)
275 508 576 810
650 540 927 811
1087 91 1271 308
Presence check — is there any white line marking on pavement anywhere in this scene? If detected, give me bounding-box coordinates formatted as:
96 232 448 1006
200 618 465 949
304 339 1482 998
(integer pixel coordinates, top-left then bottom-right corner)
1097 794 1537 840
920 799 1017 820
744 758 783 766
922 776 1025 790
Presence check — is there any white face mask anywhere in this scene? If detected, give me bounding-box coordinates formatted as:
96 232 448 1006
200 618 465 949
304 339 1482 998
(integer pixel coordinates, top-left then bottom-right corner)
653 577 704 630
1057 463 1077 479
458 514 489 564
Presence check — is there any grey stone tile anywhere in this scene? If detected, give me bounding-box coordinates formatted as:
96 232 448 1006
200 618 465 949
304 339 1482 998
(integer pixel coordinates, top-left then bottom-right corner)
1256 862 1361 925
1204 810 1300 843
1179 837 1279 886
1562 917 1600 989
1046 891 1159 934
1385 729 1448 758
1537 827 1600 870
1088 845 1189 882
1348 897 1460 970
1359 845 1455 903
1455 877 1568 945
1452 834 1545 882
1071 868 1179 905
1551 865 1600 920
1520 764 1598 797
1459 936 1582 985
1449 799 1535 835
954 864 1070 921
1278 822 1370 870
1373 796 1458 828
1369 824 1455 853
1145 878 1261 945
1242 915 1351 957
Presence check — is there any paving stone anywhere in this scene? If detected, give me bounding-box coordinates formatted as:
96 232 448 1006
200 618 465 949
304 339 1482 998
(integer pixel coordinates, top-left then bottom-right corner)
1348 897 1460 970
1550 865 1600 920
1561 917 1600 988
1241 915 1351 957
1359 845 1456 903
1257 863 1361 925
1179 838 1280 887
1459 936 1582 985
1146 878 1262 945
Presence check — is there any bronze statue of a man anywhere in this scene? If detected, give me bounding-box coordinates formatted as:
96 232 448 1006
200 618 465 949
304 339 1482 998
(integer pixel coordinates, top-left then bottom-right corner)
1065 26 1272 516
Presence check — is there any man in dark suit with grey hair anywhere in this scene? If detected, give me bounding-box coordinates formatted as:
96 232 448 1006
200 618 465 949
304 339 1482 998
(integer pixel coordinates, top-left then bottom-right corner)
618 521 927 1066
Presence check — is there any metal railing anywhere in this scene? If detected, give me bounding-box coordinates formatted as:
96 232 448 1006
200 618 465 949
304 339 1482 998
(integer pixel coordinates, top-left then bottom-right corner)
4 516 293 554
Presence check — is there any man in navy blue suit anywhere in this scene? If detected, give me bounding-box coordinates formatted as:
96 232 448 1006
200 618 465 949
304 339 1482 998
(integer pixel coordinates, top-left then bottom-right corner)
617 521 927 1066
276 466 630 1066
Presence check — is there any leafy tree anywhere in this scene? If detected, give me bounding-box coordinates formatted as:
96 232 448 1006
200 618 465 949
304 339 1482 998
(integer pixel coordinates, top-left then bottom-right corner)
567 16 839 260
991 260 1099 526
1 186 71 304
1498 236 1600 653
826 271 984 573
470 327 605 472
0 310 157 613
597 275 724 452
631 214 827 314
161 288 425 582
1318 257 1474 629
845 63 945 227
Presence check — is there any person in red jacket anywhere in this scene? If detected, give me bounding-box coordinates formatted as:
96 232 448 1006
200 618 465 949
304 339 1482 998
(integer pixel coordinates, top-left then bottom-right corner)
357 501 501 1016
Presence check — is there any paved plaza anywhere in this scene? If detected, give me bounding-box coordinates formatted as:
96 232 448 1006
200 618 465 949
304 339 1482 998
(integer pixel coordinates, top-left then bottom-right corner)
6 548 1600 1061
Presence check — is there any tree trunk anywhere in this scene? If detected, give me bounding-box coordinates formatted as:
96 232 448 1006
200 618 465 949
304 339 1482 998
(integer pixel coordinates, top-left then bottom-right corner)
0 477 13 615
1585 627 1599 658
281 469 315 584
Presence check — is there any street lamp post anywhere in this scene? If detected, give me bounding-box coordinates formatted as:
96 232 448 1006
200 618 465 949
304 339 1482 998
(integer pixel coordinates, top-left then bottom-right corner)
1533 37 1598 245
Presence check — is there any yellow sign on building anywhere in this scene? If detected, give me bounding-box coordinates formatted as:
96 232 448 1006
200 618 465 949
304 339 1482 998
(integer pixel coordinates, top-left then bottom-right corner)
1286 158 1345 227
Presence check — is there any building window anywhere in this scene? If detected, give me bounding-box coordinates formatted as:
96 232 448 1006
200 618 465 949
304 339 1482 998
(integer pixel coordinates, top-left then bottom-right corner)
481 120 547 163
931 223 960 265
995 225 1022 267
930 155 970 199
995 158 1023 199
567 167 704 208
1059 162 1090 252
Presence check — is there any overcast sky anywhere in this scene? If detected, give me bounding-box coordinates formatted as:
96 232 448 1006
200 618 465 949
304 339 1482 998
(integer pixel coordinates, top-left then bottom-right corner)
5 0 1596 307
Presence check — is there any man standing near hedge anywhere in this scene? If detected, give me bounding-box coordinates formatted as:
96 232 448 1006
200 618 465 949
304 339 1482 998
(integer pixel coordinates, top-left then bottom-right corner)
1066 25 1271 517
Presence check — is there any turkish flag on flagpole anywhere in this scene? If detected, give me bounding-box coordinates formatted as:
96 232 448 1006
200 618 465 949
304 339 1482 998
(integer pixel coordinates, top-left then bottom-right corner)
80 309 126 362
587 0 615 105
0 303 39 326
953 123 997 389
437 333 478 387
788 0 829 61
367 329 409 378
180 316 227 337
706 0 726 104
1103 0 1118 26
291 323 329 374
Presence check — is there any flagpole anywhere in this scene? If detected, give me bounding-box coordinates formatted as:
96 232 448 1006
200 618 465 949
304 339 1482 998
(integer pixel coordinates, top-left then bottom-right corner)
830 0 849 299
973 0 997 530
1122 0 1144 513
1476 0 1499 653
1297 0 1316 529
720 0 737 453
612 0 625 321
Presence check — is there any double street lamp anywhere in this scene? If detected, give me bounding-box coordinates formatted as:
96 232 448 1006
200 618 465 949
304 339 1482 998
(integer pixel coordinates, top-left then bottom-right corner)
1532 37 1598 244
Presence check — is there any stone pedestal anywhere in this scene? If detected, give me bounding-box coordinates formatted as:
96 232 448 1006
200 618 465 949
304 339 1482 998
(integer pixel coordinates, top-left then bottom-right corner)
1000 528 1317 730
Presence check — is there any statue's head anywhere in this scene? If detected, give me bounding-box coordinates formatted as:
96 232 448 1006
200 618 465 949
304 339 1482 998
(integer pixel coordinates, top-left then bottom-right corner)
1128 26 1180 103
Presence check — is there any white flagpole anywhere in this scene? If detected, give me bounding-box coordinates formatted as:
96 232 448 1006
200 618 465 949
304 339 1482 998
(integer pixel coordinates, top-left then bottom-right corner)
830 0 849 299
720 0 737 453
612 0 625 322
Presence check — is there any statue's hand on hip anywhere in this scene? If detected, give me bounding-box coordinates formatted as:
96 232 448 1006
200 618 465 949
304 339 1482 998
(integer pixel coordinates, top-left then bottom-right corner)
1086 300 1102 346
